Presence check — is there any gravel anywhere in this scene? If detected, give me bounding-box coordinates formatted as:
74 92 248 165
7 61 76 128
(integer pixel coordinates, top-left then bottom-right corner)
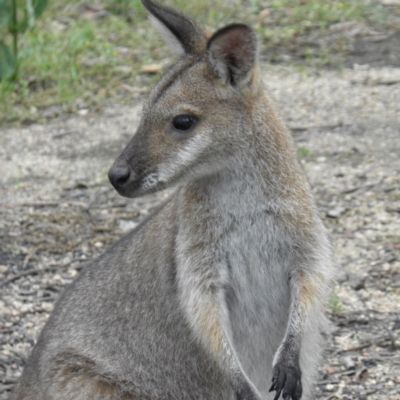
1 63 399 399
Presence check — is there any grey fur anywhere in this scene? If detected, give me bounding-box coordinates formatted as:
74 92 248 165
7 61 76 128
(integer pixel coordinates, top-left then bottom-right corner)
11 1 334 399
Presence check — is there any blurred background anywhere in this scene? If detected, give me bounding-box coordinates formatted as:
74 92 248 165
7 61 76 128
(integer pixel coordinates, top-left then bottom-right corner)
1 0 399 124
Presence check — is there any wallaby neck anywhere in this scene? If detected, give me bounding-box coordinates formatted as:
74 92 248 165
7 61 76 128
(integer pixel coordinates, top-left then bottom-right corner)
177 91 317 230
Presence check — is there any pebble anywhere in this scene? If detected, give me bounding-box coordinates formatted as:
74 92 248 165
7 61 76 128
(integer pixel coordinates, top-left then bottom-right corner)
325 384 335 392
327 208 342 218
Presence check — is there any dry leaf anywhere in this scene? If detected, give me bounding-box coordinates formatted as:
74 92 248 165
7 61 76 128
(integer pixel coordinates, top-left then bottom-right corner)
141 64 163 74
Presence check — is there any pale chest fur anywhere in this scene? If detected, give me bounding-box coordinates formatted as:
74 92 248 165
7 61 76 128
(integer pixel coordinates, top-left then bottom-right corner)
174 177 302 393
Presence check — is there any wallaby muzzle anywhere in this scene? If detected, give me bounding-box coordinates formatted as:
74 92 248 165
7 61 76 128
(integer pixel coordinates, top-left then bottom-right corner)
108 160 141 198
108 164 131 188
108 123 156 198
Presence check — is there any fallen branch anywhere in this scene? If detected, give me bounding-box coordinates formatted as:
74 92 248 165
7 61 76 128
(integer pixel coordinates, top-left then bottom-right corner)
1 260 87 288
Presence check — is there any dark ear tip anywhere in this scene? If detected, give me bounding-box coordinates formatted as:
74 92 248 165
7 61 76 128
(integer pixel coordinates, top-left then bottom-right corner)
207 23 256 50
141 0 207 55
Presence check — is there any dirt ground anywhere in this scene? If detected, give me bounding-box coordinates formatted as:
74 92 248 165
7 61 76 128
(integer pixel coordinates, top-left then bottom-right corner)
1 53 400 399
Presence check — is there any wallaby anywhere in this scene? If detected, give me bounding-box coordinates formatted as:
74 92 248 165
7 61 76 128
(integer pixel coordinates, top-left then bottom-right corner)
11 1 334 399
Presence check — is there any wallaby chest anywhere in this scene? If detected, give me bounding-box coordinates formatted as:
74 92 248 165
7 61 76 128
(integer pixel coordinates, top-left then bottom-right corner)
175 182 293 392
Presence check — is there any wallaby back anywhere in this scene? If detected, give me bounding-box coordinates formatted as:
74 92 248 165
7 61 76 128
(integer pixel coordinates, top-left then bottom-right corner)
12 1 334 399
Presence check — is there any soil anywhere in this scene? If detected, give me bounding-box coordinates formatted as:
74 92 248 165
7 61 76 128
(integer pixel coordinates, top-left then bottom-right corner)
1 58 400 399
264 22 400 69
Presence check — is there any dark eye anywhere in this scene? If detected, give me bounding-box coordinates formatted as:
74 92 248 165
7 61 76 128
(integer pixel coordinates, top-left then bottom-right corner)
172 114 198 131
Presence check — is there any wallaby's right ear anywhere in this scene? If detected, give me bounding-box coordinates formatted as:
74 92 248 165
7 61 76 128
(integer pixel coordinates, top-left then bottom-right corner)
207 24 257 87
142 0 207 55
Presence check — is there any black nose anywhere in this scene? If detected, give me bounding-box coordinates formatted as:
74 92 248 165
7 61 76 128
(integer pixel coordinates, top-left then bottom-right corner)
108 165 131 188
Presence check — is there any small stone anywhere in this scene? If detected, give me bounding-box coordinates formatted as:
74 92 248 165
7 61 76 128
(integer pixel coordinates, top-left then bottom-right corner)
118 220 138 232
337 266 349 283
327 208 342 218
341 356 356 370
94 241 104 248
349 275 365 291
325 383 335 392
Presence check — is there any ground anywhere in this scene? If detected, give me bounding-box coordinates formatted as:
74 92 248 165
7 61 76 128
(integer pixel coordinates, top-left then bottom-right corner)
1 47 400 400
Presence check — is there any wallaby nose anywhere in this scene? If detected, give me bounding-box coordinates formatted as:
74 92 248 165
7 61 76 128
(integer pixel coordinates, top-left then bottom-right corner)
108 165 131 189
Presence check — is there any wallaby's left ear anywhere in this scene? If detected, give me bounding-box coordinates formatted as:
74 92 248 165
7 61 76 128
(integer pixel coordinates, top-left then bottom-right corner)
207 24 257 87
142 0 207 55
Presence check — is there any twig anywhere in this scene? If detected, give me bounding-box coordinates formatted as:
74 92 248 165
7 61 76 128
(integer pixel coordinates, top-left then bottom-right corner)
331 343 371 357
16 201 59 207
340 186 360 194
2 201 89 209
1 259 86 288
0 384 14 394
381 324 397 350
317 379 340 385
22 247 37 270
366 308 399 315
1 377 19 384
52 130 79 139
0 327 17 334
364 356 400 365
321 393 341 400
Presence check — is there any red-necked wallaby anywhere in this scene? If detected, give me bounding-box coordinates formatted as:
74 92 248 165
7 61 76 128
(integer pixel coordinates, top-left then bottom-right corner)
11 1 334 399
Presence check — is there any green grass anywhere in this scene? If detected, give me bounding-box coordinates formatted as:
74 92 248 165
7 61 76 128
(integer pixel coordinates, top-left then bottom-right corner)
256 0 387 43
328 296 344 313
298 146 313 158
0 0 240 123
0 0 392 124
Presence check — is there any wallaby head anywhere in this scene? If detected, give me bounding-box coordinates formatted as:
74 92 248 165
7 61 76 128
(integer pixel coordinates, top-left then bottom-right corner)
108 0 260 198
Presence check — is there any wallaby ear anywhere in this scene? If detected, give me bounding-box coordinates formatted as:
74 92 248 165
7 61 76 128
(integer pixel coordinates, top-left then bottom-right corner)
142 0 207 55
207 24 257 86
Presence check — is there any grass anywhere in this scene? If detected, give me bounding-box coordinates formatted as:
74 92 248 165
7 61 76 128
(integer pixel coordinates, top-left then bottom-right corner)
297 146 313 158
257 0 387 43
328 296 344 313
0 0 240 123
0 0 393 124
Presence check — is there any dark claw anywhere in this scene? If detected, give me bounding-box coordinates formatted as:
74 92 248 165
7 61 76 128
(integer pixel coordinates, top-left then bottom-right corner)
269 363 302 400
269 378 277 392
274 388 283 400
292 379 303 400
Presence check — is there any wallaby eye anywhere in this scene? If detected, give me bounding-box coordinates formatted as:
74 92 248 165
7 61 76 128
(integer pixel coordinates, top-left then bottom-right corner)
172 115 198 131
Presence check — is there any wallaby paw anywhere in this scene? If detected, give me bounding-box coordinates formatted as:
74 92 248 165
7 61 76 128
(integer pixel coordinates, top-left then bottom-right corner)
269 363 302 400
